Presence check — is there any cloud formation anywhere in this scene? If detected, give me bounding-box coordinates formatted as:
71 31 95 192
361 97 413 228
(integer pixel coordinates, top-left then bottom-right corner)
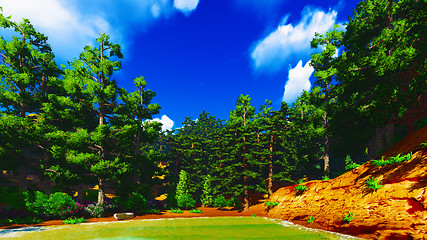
152 115 175 131
282 60 313 104
173 0 199 15
0 0 198 62
251 8 337 73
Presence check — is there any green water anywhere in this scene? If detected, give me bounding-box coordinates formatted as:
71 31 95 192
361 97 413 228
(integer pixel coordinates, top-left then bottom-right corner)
0 217 360 240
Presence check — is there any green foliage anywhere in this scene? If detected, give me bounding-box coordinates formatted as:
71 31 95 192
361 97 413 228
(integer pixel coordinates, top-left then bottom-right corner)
0 187 26 209
294 180 308 193
264 201 279 207
23 191 76 218
170 209 183 213
294 185 308 192
177 193 196 209
4 217 43 225
365 177 384 191
227 197 241 208
371 152 412 166
307 216 315 223
189 209 202 213
344 155 361 171
200 174 214 206
63 217 87 224
342 212 354 223
420 142 427 149
251 213 257 217
322 175 330 181
213 196 228 208
112 192 148 213
175 170 195 209
84 204 105 218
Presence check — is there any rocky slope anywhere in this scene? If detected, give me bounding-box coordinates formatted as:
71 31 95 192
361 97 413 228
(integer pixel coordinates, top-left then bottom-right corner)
250 127 427 239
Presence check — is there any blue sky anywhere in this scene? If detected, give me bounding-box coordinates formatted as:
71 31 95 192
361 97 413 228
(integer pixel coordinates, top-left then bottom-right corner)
1 0 360 130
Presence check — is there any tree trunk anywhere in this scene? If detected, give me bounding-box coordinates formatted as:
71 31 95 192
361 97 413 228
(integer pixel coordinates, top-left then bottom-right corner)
18 167 27 193
323 112 330 176
268 135 273 195
244 172 249 211
97 177 105 206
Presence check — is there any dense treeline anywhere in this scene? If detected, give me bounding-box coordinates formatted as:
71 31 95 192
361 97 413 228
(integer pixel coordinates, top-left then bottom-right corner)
0 0 426 218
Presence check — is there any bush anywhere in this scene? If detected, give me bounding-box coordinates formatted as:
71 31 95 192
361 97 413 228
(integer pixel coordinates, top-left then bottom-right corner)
365 177 384 191
63 217 86 224
0 187 26 210
23 191 76 219
84 204 105 218
307 216 315 223
227 197 241 208
294 184 307 192
322 176 330 181
213 196 228 208
177 193 196 209
189 209 202 213
170 208 183 213
112 192 148 213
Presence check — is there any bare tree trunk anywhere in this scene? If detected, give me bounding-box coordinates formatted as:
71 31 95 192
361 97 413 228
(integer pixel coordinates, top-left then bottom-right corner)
323 112 330 176
97 177 105 206
268 135 273 195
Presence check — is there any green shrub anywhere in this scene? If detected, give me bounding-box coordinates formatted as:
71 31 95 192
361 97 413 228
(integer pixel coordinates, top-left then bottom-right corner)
371 152 412 167
177 193 196 210
264 201 279 207
112 192 148 213
200 174 214 206
23 191 76 218
344 155 360 171
342 212 354 223
307 216 315 223
251 213 256 217
213 196 228 208
170 208 183 213
84 204 105 218
0 187 26 209
8 216 42 224
189 209 202 213
294 184 307 192
322 175 330 181
227 197 241 208
63 217 86 224
365 177 384 191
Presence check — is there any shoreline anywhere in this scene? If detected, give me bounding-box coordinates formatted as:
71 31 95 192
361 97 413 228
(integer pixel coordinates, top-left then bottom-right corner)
0 207 370 239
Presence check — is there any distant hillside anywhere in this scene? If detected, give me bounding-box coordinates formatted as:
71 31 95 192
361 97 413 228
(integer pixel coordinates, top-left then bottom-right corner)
250 126 427 240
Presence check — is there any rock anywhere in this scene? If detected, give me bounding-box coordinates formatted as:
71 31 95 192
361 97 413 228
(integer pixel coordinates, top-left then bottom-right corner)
250 127 427 239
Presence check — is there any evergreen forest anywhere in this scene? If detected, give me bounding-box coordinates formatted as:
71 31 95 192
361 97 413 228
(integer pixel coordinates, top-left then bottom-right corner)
0 0 426 221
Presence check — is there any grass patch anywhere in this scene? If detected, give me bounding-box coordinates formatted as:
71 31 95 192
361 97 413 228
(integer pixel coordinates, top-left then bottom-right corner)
63 217 87 224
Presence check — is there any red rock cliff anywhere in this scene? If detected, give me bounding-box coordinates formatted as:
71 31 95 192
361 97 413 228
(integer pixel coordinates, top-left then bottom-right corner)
250 127 427 239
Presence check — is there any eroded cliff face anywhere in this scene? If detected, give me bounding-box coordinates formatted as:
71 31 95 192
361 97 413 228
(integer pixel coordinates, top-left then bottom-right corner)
250 127 427 240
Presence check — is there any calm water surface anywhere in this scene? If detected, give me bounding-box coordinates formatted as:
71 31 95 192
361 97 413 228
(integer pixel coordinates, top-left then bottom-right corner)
0 217 362 240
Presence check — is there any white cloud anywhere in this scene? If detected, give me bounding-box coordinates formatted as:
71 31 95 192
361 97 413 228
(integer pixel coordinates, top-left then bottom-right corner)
282 60 313 104
152 115 175 131
0 0 177 62
173 0 199 15
251 8 337 73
